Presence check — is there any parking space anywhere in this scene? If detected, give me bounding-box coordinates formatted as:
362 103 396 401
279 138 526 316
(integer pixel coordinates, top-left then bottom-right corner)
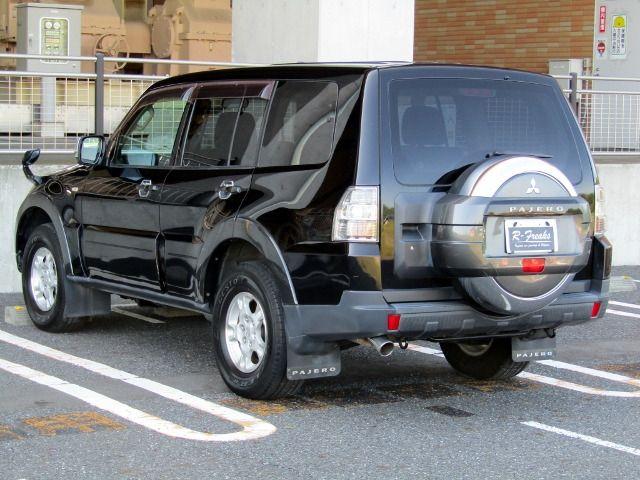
2 268 640 478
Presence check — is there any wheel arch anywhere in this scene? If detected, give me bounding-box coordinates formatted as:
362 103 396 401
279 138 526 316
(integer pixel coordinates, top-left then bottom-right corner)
15 195 74 275
199 218 297 306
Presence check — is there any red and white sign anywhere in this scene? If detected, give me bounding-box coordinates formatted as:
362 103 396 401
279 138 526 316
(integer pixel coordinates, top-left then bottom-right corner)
600 6 607 33
597 40 606 56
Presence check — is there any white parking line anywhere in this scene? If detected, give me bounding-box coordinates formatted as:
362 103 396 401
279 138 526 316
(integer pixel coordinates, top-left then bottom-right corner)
609 301 640 310
522 421 640 457
0 329 275 442
607 309 640 320
112 307 165 324
408 341 640 398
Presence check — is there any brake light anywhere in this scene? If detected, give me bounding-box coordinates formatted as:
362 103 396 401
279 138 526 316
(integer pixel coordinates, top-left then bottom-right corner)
594 184 606 235
522 258 545 273
332 186 379 242
591 302 602 318
387 313 401 331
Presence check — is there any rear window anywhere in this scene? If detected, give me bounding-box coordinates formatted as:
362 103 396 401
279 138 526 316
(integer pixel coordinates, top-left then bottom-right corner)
388 78 583 185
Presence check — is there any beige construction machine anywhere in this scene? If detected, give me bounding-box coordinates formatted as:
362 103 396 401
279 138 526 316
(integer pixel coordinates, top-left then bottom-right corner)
0 0 231 74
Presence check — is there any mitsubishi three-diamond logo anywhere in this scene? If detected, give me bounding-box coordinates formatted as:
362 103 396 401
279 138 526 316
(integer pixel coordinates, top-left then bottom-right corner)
526 177 541 194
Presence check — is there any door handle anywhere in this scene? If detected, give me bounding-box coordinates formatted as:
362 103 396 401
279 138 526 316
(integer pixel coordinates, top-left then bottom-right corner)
218 180 243 200
138 179 160 198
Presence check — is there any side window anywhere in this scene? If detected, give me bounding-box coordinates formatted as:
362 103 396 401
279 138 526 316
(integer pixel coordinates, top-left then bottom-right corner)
112 91 188 167
181 83 270 168
260 81 338 167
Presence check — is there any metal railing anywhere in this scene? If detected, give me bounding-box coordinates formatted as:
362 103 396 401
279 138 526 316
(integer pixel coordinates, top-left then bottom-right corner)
0 53 261 154
0 52 637 156
558 72 640 156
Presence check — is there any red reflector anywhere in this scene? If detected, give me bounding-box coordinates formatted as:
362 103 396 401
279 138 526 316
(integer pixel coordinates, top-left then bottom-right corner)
591 302 602 318
387 313 401 331
521 258 545 273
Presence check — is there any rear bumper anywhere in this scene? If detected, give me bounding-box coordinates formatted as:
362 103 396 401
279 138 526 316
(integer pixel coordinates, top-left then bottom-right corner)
284 287 609 347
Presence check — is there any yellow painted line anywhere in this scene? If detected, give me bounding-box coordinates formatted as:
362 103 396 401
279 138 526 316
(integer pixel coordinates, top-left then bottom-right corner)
0 329 275 442
0 424 23 441
23 411 125 436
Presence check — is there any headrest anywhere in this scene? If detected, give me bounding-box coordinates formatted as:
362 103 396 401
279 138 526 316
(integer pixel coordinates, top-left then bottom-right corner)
401 106 448 146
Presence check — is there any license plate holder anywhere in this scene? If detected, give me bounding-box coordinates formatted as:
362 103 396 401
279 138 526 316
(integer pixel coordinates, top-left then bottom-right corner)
505 218 557 255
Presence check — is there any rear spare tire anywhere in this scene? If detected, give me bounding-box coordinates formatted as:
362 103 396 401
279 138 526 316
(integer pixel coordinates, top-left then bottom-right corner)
431 156 592 315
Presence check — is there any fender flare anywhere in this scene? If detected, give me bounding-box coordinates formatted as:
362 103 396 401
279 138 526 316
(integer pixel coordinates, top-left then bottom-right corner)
197 217 298 305
16 192 75 276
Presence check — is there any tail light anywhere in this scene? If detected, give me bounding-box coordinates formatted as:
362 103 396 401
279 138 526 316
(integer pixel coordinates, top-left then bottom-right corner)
332 186 379 242
522 258 545 273
591 302 602 318
594 184 606 236
387 313 401 331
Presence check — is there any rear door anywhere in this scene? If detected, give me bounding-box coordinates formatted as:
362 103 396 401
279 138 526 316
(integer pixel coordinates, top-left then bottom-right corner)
79 86 191 290
378 70 593 300
160 81 272 298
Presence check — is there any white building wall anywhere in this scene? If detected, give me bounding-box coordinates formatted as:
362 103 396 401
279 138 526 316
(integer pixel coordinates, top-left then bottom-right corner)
597 163 640 266
316 0 414 62
232 0 320 64
232 0 414 64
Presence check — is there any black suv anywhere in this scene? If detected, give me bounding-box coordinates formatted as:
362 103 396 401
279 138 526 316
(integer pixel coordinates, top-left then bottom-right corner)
16 64 611 399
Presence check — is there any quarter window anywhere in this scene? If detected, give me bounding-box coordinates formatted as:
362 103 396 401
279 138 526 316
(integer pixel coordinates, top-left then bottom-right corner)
112 92 188 167
260 81 338 167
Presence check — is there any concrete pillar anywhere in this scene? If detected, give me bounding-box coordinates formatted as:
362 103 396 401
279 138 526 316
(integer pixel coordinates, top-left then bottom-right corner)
232 0 414 64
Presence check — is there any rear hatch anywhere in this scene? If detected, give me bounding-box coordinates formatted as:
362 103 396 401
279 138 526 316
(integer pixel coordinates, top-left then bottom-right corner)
377 66 595 313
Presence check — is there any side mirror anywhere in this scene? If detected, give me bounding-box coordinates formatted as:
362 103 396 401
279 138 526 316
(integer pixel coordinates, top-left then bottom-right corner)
76 135 105 165
22 148 42 185
22 148 40 166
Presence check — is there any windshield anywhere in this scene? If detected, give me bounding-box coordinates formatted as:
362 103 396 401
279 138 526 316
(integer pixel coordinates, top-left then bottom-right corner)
388 78 583 185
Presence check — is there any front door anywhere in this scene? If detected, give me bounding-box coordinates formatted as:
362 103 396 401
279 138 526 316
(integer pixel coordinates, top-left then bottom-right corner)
79 86 191 290
160 81 273 300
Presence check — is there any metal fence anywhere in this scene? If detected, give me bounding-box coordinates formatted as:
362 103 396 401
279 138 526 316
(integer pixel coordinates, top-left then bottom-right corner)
0 53 259 154
559 72 640 156
0 53 637 156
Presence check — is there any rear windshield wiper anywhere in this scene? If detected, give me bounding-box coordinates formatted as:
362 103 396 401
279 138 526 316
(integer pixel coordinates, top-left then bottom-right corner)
485 151 553 159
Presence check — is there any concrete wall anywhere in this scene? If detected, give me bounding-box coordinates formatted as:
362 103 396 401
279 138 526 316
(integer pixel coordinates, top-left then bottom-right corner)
1 163 66 294
232 0 414 63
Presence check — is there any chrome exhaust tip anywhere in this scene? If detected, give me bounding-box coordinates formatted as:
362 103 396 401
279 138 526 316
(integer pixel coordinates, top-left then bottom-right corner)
356 336 395 357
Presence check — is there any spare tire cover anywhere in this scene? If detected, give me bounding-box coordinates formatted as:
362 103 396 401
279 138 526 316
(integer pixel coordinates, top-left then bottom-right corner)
434 156 591 315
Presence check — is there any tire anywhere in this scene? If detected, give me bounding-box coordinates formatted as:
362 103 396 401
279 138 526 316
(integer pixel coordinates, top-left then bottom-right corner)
440 337 529 380
212 261 302 399
22 223 84 332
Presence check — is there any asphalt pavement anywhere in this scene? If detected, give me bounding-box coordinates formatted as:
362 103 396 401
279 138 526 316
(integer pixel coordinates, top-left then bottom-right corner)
2 268 640 479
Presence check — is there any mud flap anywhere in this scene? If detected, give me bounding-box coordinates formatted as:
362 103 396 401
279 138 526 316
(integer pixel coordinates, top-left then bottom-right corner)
64 281 111 318
512 336 556 362
283 305 342 380
286 340 341 380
